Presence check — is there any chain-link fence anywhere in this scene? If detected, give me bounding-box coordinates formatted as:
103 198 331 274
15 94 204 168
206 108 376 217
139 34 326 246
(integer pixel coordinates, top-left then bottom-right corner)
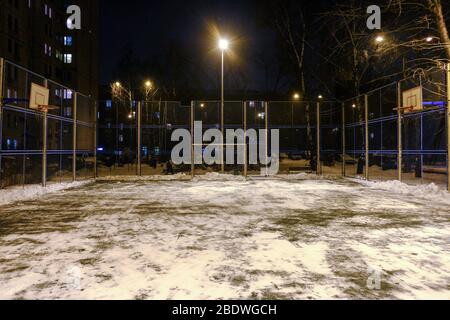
0 58 96 189
97 75 449 192
343 67 449 190
2 56 448 191
97 99 340 178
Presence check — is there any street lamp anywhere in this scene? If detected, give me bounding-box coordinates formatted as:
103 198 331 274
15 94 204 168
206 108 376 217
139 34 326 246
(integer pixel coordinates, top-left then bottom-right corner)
144 80 154 101
318 94 323 100
293 93 300 100
375 35 384 43
219 39 229 51
219 37 229 173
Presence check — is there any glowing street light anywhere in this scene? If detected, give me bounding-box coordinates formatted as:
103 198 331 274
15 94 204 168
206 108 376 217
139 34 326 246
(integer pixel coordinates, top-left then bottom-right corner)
375 35 384 43
219 38 229 51
318 94 323 100
293 93 300 100
425 36 434 42
145 80 152 88
115 81 121 88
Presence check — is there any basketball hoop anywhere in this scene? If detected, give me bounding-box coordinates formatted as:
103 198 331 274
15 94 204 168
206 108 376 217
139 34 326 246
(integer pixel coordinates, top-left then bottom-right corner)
394 105 416 112
36 105 60 113
29 83 57 113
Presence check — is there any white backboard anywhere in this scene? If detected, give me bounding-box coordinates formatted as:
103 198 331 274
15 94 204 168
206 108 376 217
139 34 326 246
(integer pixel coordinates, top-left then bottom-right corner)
402 86 423 113
29 83 49 110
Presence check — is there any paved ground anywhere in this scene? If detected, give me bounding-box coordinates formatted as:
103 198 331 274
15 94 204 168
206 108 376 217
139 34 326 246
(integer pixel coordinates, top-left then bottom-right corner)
0 175 449 299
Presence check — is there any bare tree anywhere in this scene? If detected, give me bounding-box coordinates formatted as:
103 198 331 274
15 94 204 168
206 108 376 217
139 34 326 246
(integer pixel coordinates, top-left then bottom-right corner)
274 1 314 153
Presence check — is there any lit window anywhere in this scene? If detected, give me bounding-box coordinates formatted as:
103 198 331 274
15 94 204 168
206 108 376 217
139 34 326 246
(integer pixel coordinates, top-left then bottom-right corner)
56 50 63 61
44 43 48 55
44 4 48 15
64 36 72 46
63 54 72 64
49 8 52 18
64 107 72 117
106 100 112 108
63 89 73 99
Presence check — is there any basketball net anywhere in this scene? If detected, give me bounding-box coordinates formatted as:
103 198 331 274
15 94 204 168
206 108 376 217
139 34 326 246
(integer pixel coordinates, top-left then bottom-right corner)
36 105 59 113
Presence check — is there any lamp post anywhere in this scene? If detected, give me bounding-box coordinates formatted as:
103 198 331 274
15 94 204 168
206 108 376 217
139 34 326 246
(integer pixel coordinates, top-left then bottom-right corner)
292 93 300 128
219 38 229 173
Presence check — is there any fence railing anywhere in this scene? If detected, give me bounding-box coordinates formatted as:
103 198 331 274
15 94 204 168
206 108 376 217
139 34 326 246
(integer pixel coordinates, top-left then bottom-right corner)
0 58 96 189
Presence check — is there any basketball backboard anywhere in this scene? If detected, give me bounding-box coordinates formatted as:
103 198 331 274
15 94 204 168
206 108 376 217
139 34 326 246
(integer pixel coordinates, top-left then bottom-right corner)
29 83 49 110
402 86 423 113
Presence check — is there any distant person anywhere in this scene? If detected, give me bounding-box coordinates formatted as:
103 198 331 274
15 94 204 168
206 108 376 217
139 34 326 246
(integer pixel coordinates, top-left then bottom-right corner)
415 157 422 178
164 160 174 175
357 156 364 175
310 155 317 173
149 156 157 169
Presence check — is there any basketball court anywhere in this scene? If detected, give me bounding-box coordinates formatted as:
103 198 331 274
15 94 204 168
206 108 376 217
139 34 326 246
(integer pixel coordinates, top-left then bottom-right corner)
0 174 449 300
0 58 449 301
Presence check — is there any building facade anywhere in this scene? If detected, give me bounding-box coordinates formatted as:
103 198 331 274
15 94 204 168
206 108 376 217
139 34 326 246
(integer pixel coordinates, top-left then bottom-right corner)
0 0 98 188
0 0 98 98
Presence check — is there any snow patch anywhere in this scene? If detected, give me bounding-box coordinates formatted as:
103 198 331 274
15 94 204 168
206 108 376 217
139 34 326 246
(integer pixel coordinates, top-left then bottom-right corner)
0 180 93 206
357 179 450 205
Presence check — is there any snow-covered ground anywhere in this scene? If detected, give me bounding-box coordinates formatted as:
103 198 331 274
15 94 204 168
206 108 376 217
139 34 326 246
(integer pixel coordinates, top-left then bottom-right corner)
0 180 93 207
0 174 449 300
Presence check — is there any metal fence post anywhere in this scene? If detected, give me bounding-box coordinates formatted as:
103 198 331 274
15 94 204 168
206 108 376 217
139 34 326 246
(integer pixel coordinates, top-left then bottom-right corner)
316 102 321 176
265 101 269 176
137 101 142 176
364 95 369 180
221 100 225 173
447 63 450 192
244 101 248 178
94 100 98 179
191 101 195 179
342 102 346 177
0 58 4 188
42 79 48 187
73 93 77 181
397 82 403 182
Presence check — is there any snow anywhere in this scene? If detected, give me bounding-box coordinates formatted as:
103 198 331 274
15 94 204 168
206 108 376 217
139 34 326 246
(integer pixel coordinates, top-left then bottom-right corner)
0 176 449 300
0 180 93 206
357 179 450 205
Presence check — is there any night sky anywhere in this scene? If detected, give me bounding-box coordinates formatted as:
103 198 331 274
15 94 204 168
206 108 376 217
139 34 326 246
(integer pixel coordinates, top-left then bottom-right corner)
99 0 289 93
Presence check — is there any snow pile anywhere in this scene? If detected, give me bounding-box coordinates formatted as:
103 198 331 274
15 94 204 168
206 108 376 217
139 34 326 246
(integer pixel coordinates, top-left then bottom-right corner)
0 180 93 206
358 179 450 205
98 173 190 182
193 172 246 182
